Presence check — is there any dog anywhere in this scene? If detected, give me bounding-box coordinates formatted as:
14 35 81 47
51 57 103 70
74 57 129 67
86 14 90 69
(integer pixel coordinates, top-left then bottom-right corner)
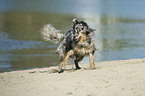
41 19 96 73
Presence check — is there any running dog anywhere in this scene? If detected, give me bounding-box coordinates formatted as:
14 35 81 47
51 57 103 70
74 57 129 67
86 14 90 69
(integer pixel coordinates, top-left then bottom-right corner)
41 19 96 73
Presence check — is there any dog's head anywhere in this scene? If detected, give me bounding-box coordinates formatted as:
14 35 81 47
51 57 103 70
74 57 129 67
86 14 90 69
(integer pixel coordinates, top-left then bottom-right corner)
73 19 95 42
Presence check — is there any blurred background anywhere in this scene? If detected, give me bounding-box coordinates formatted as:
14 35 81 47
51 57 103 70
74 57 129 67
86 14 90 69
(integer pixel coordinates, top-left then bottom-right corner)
0 0 145 72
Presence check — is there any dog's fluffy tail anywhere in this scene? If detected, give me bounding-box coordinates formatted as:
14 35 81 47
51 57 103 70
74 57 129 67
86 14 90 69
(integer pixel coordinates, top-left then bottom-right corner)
41 24 63 44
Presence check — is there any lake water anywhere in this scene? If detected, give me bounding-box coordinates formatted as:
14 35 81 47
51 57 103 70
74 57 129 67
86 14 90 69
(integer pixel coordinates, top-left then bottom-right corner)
0 0 145 72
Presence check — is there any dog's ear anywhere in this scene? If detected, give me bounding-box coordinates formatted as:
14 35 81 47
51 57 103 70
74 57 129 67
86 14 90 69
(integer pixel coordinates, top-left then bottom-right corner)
73 19 79 24
80 21 89 28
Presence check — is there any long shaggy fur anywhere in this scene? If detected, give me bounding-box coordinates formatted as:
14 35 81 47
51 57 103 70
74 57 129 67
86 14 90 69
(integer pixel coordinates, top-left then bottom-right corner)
41 24 63 44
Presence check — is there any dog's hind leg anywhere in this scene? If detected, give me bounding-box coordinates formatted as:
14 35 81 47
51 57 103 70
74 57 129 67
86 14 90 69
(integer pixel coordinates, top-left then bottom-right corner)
58 56 64 73
89 53 95 69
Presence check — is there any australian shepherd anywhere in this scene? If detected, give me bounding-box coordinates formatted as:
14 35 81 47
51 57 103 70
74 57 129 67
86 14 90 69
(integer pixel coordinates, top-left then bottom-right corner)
41 19 96 73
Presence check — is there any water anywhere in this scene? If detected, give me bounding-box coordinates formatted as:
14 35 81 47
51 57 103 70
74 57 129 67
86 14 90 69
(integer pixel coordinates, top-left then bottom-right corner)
0 0 145 72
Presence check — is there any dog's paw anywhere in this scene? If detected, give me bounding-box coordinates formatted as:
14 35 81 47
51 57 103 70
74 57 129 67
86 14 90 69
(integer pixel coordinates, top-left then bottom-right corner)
76 66 81 70
58 69 64 73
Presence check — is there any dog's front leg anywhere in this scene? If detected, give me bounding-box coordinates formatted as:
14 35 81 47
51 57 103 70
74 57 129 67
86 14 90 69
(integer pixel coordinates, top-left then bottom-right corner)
89 53 95 69
58 50 74 73
74 57 81 70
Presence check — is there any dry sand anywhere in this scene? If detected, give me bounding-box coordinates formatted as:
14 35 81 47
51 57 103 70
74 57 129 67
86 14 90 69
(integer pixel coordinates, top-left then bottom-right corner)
0 58 145 96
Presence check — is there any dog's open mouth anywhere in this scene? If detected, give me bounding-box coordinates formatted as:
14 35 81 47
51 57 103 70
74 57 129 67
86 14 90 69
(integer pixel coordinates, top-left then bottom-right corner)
75 30 90 41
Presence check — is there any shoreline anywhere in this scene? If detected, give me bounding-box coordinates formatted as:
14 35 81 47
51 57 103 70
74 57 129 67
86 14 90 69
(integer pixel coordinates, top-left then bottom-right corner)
0 58 145 96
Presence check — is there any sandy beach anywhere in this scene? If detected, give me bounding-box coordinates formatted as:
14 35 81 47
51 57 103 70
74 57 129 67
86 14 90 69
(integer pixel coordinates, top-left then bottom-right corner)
0 58 145 96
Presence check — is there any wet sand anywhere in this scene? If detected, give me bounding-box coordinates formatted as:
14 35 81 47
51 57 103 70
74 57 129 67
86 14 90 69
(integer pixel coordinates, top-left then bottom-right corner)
0 58 145 96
